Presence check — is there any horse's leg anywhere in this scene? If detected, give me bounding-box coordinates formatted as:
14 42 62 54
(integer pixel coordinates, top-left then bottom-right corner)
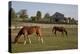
65 30 68 37
61 31 64 37
14 33 22 44
54 31 57 37
41 37 44 44
23 33 27 45
39 36 43 44
39 35 44 44
37 33 43 44
37 36 40 41
27 35 31 44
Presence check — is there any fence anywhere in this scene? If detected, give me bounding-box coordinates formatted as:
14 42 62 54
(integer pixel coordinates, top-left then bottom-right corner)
10 23 77 29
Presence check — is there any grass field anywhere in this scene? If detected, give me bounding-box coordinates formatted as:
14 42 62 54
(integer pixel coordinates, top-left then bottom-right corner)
11 25 78 53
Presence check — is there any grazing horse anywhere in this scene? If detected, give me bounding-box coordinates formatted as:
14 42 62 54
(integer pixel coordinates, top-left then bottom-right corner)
14 26 43 45
52 26 68 36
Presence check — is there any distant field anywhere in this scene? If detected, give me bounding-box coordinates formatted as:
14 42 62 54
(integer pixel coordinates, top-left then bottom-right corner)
11 24 78 53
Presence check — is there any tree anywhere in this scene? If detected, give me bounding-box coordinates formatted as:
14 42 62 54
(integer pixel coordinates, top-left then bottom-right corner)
43 13 51 23
31 16 36 22
11 8 17 19
67 17 71 23
50 14 57 23
71 18 76 24
19 9 28 19
36 11 42 21
44 13 50 19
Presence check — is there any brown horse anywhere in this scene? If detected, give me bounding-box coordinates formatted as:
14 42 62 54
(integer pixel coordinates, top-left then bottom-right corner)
14 26 43 45
52 26 68 37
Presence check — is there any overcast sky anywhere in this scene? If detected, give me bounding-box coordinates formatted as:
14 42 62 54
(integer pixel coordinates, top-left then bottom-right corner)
11 1 78 20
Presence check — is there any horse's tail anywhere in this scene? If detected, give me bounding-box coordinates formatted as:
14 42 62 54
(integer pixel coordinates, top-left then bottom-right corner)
14 29 23 43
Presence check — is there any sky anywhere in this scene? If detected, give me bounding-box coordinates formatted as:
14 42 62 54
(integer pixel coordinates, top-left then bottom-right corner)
11 1 78 20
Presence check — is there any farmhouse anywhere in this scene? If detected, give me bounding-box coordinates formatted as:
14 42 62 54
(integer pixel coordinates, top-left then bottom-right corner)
51 12 66 23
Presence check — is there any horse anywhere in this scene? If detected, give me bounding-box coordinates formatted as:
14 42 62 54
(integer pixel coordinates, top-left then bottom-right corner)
52 26 68 37
14 26 43 45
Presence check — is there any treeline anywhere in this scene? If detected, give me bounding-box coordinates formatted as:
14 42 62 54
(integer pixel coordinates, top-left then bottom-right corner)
10 8 77 24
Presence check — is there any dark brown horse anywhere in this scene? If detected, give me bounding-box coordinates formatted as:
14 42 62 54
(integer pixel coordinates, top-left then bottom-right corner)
52 26 68 36
14 26 43 45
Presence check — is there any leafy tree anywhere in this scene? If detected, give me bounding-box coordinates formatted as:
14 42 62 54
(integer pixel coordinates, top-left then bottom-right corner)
50 17 54 23
71 18 76 24
36 11 42 21
44 13 50 19
72 18 75 21
43 13 51 23
31 16 36 22
19 9 28 19
67 17 71 23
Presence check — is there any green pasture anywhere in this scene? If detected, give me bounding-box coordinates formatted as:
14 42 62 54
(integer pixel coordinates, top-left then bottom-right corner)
11 27 78 53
